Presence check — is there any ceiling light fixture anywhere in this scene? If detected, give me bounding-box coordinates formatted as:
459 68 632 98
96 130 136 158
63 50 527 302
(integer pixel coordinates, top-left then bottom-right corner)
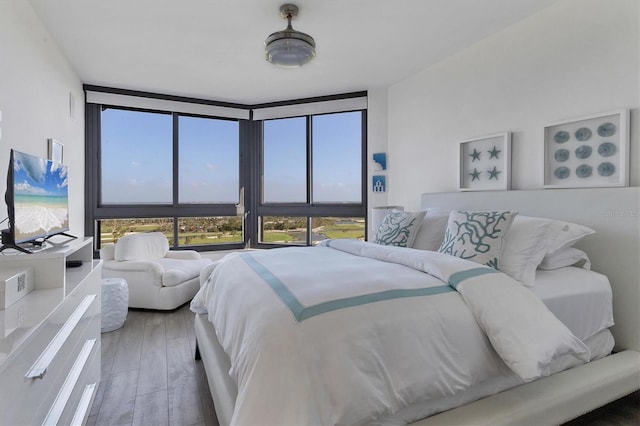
265 4 316 68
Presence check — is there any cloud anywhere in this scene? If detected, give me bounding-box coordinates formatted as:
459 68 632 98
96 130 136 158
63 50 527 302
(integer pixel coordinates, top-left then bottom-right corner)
50 162 62 173
50 162 68 188
16 153 47 183
14 180 47 195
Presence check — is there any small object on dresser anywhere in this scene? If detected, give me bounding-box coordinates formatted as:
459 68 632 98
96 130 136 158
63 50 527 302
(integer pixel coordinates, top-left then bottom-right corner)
65 259 83 268
0 267 34 310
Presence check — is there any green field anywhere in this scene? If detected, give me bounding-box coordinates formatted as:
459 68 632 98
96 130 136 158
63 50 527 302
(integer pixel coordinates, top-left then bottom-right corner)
98 216 364 248
320 222 365 239
260 231 297 243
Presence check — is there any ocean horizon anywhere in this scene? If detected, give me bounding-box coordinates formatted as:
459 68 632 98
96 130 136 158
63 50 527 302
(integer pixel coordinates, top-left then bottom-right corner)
15 194 68 208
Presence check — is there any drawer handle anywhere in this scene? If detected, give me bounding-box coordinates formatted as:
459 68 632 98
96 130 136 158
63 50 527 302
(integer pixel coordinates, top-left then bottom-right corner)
70 382 97 426
42 339 96 426
25 294 96 379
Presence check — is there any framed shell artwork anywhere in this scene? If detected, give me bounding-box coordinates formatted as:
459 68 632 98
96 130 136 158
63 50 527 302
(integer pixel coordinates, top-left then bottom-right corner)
544 110 629 188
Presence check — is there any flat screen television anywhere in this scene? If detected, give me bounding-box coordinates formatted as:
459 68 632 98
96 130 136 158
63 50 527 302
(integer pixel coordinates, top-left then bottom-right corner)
1 149 72 253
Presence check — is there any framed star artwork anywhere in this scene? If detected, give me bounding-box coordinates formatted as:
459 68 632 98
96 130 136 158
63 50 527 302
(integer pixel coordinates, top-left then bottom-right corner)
458 132 511 191
543 109 629 188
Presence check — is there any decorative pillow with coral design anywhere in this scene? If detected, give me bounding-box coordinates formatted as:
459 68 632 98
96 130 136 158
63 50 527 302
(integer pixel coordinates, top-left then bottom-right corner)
374 210 426 247
438 210 518 269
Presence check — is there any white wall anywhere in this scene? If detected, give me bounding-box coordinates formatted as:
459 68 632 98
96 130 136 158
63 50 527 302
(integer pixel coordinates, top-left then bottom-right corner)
386 0 639 211
0 1 85 239
366 87 390 236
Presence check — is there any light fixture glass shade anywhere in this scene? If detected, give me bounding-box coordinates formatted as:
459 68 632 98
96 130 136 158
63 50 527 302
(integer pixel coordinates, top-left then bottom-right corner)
265 4 316 68
265 28 316 68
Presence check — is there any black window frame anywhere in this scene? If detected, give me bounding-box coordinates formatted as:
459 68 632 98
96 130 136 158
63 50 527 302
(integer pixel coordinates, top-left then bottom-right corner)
85 86 367 256
252 110 368 248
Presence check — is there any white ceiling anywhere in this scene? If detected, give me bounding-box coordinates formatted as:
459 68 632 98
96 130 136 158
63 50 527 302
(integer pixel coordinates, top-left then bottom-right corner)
28 0 558 105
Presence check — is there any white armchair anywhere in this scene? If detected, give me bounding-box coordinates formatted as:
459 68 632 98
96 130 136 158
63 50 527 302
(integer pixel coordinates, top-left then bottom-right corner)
100 232 212 310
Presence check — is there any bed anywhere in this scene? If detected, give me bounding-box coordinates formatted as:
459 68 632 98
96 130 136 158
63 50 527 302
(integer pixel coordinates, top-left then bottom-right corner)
191 188 640 425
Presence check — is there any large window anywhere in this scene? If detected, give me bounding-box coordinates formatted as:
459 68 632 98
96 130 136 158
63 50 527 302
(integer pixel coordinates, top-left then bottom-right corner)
86 88 367 253
89 105 243 250
258 110 366 246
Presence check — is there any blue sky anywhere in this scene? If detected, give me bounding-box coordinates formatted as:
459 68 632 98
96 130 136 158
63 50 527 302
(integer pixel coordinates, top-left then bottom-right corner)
312 112 362 203
179 116 239 203
13 150 68 197
101 109 361 204
263 111 361 203
102 110 173 203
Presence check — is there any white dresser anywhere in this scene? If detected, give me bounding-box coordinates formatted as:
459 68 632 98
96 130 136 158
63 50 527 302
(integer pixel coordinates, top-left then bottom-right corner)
0 237 101 426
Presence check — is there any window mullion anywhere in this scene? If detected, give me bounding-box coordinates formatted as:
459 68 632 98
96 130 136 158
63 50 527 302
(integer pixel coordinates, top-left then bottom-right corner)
361 110 368 239
172 112 180 247
307 115 313 244
241 119 259 248
307 115 313 206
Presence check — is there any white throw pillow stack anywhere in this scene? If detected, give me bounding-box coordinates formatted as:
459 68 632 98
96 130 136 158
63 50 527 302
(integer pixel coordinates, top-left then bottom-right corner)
373 209 595 287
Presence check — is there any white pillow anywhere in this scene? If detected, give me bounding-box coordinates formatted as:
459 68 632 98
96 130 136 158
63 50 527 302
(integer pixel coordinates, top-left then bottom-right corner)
438 210 517 269
539 247 592 270
500 215 555 287
114 232 170 261
411 209 450 251
374 210 426 247
545 220 595 255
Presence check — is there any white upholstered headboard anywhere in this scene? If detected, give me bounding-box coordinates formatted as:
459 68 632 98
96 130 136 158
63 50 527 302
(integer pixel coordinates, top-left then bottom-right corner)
420 188 640 352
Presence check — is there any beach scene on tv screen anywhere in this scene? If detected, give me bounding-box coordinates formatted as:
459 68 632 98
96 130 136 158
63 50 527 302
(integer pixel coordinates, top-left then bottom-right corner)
13 151 69 242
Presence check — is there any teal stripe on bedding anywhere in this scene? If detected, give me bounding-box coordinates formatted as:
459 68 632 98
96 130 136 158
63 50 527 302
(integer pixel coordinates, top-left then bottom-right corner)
298 286 455 321
448 267 499 289
239 253 305 318
239 252 455 322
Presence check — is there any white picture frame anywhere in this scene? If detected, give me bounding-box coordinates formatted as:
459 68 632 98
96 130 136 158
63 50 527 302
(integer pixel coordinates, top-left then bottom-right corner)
543 109 629 188
48 138 63 163
458 132 511 191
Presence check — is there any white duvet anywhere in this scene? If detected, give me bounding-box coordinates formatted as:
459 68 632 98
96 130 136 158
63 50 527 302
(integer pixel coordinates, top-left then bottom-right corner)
191 240 589 425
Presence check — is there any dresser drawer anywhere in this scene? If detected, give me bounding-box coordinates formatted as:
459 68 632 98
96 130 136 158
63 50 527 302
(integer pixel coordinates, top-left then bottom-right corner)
0 288 99 425
0 239 101 426
37 322 101 426
52 336 101 426
47 266 100 331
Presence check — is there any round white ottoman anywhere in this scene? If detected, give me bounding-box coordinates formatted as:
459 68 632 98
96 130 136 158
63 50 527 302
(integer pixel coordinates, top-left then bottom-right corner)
101 278 129 333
